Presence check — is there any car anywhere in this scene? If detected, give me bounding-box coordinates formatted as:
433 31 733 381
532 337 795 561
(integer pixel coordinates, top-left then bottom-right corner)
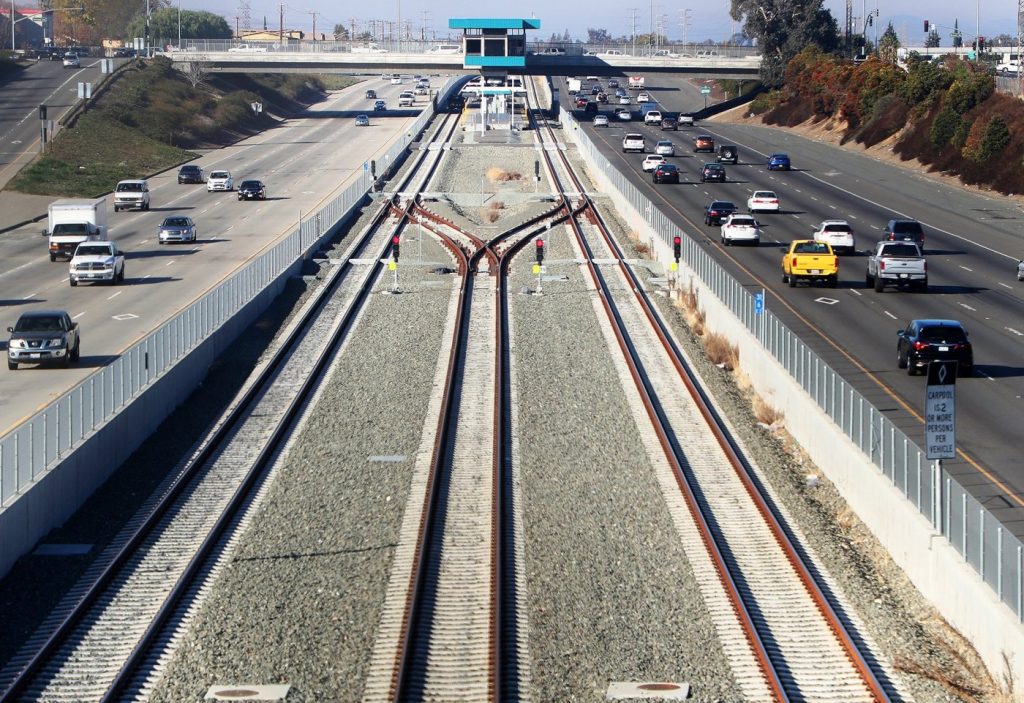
7 310 80 370
158 215 198 244
355 114 370 126
111 47 136 58
615 88 627 97
637 91 650 102
618 95 631 104
747 190 780 213
883 219 925 246
700 163 726 182
897 319 974 376
365 89 377 99
237 180 267 200
654 140 675 156
652 163 680 184
69 241 125 286
642 154 667 172
177 164 205 184
415 85 428 95
783 240 839 287
575 96 590 108
704 200 738 226
206 170 233 192
1018 259 1024 281
62 52 80 68
608 79 620 88
720 214 762 246
615 108 632 121
591 84 601 94
593 114 609 127
390 75 402 84
693 134 715 152
113 179 150 211
374 99 387 111
660 116 678 130
716 144 738 164
767 153 791 170
644 110 662 125
812 219 856 255
596 92 609 103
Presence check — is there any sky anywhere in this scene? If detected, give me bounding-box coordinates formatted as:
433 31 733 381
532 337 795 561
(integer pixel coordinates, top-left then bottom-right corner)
189 1 1020 47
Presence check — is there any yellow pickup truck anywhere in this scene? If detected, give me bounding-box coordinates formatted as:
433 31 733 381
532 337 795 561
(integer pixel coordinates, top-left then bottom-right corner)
783 240 838 287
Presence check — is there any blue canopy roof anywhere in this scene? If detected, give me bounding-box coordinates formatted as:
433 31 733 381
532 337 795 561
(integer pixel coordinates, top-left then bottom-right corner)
449 18 541 30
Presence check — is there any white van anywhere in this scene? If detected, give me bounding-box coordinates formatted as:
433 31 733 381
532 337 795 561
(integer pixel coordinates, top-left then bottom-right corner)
430 44 462 54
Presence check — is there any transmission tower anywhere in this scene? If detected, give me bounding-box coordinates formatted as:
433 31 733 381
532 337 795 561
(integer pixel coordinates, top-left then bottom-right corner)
238 1 252 33
845 0 853 57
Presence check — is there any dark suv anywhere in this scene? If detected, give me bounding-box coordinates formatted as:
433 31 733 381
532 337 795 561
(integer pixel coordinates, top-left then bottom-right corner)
704 200 738 226
897 319 974 376
884 219 925 247
7 310 81 370
177 164 204 184
700 163 726 182
660 115 678 130
717 145 738 163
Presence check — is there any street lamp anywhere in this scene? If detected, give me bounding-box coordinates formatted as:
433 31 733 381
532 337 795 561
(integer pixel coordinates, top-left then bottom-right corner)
177 0 181 50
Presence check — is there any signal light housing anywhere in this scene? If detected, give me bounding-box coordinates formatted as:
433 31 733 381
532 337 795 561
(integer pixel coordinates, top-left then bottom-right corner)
535 238 545 263
391 234 400 262
672 235 681 261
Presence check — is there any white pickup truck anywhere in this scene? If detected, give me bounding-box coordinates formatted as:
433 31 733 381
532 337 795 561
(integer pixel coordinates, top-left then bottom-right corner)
866 241 927 292
622 133 645 153
69 241 125 286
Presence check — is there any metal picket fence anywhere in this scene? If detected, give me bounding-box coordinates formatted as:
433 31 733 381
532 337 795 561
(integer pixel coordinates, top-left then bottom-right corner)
559 106 1024 620
0 76 463 511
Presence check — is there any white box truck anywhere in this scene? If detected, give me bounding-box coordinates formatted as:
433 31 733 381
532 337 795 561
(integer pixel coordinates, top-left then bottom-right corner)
44 198 108 261
567 78 582 95
628 75 645 90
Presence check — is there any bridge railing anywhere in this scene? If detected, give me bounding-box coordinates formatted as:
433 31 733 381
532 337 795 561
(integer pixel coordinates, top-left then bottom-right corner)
558 103 1024 621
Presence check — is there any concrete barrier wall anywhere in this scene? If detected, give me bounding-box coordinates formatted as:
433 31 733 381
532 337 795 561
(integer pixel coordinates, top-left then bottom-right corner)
558 103 1024 685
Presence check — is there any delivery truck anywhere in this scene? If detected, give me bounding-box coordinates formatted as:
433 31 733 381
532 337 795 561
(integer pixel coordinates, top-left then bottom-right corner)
44 198 108 261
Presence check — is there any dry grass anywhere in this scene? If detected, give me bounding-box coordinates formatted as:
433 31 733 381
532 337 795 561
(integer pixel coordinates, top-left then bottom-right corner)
704 332 738 370
483 201 506 223
675 281 705 337
486 167 522 183
752 395 782 427
634 241 651 256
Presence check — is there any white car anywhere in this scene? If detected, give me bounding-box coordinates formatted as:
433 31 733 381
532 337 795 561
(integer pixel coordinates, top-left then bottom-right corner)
812 219 856 254
593 114 609 127
637 91 650 102
618 95 631 104
720 214 762 246
654 140 675 156
62 52 80 68
615 108 631 121
390 75 402 84
206 170 234 192
747 190 780 213
641 154 666 172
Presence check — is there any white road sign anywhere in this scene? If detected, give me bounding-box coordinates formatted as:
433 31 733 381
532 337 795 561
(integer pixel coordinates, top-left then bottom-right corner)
924 360 957 460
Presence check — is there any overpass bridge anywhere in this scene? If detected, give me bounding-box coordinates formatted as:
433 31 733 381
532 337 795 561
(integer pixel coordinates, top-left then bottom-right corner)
161 41 761 80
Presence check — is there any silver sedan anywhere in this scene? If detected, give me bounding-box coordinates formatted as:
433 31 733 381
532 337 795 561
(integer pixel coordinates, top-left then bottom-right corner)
158 216 198 244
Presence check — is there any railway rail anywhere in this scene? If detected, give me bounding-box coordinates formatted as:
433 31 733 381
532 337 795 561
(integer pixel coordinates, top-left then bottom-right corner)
524 76 905 702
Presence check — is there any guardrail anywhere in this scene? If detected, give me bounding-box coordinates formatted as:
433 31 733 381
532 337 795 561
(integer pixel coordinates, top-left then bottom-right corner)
0 76 463 512
557 105 1024 621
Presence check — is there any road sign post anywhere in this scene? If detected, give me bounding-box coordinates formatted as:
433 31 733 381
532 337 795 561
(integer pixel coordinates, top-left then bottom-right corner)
925 360 958 530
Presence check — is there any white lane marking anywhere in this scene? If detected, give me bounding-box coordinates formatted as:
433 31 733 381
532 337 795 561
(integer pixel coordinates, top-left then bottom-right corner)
72 312 86 320
958 303 977 311
997 282 1012 289
883 310 898 319
1007 327 1023 336
139 239 148 245
849 289 863 297
23 292 35 299
166 261 175 266
143 274 151 279
960 265 974 272
107 291 122 300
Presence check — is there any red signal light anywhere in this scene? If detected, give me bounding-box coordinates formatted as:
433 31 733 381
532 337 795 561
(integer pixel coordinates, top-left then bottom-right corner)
535 238 545 263
672 235 681 261
391 234 400 261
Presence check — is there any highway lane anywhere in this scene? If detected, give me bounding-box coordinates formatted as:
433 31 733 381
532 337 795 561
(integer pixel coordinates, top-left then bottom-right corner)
0 75 431 433
566 74 1024 529
0 56 125 188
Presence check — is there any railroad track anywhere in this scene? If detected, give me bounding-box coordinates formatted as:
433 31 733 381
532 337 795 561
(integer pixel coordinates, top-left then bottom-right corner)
0 109 463 703
525 77 907 702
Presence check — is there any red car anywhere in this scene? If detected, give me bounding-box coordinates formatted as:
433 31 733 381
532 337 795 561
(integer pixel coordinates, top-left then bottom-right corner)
575 96 589 108
693 134 715 152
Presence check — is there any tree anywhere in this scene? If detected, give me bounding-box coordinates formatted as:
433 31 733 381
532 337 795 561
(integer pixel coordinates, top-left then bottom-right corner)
925 28 941 48
333 24 349 41
729 0 838 86
974 114 1011 162
991 33 1014 47
180 57 210 88
878 22 899 64
125 8 231 44
587 28 612 44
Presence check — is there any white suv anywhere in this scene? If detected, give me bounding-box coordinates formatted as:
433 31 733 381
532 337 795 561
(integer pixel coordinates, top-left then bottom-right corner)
206 170 234 192
812 219 856 255
644 110 662 125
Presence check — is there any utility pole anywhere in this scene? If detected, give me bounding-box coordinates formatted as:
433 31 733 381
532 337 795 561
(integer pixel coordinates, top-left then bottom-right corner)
308 9 318 44
11 0 16 53
145 0 150 56
278 2 283 45
420 10 429 41
397 0 401 51
629 8 637 55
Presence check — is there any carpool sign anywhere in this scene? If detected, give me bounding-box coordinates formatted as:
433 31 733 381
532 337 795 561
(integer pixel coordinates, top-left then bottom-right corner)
925 360 957 460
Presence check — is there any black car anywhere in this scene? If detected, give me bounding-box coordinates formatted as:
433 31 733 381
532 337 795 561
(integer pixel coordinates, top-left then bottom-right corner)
447 95 465 112
704 200 738 226
717 145 738 163
652 163 680 184
237 180 267 201
897 319 974 376
608 79 619 88
700 163 727 182
884 219 925 246
177 164 204 184
7 310 81 370
365 89 377 99
660 116 678 130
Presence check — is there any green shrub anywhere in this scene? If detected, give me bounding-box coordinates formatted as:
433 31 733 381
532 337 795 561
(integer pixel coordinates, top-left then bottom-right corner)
975 115 1011 162
930 106 960 148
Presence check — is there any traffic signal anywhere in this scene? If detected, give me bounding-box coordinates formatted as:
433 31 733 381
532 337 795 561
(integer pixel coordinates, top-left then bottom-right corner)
535 238 544 264
38 104 46 120
391 234 400 262
978 36 985 51
673 235 681 262
924 20 929 32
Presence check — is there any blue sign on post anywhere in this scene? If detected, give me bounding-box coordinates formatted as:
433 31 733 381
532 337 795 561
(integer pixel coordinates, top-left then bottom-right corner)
754 292 764 314
363 161 369 171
